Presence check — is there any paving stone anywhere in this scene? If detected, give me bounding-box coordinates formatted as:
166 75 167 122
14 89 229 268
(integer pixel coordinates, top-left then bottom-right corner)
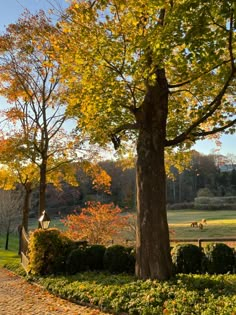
0 268 110 315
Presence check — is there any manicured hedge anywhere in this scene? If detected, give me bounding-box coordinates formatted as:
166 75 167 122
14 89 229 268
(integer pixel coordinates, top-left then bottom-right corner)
28 229 235 276
104 245 135 274
171 244 204 274
204 243 235 274
28 228 75 275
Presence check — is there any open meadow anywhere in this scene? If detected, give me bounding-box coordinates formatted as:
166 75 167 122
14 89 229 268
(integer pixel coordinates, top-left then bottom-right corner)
120 210 236 246
167 210 236 239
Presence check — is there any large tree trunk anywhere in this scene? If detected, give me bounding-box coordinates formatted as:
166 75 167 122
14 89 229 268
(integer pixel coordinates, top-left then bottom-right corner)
135 68 173 280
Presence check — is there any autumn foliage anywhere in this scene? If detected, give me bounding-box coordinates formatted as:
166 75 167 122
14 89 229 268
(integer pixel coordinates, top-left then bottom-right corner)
62 202 128 245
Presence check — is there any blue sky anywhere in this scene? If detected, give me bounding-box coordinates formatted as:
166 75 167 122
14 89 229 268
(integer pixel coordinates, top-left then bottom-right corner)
0 0 67 30
0 0 235 157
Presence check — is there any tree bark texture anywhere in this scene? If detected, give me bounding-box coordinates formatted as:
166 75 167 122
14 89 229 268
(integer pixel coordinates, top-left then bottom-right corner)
135 68 173 280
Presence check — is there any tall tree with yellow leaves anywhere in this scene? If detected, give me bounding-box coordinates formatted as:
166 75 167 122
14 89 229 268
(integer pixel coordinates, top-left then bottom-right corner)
56 0 235 280
0 10 77 218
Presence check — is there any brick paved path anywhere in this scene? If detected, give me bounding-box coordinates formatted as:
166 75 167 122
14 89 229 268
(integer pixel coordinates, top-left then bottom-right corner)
0 268 110 315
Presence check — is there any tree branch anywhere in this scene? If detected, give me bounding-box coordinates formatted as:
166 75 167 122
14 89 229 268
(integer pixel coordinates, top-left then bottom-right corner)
192 119 236 138
166 71 235 146
168 59 232 88
111 123 139 149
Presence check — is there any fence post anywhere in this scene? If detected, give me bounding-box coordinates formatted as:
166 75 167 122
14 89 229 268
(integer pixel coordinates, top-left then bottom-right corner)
20 227 29 273
198 239 202 248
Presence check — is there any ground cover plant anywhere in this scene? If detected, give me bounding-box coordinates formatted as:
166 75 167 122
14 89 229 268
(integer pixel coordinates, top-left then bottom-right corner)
3 256 236 314
14 270 236 315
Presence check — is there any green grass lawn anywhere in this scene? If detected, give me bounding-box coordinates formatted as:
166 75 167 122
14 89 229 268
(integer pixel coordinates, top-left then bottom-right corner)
0 234 20 267
167 209 236 223
0 249 19 267
122 210 236 245
167 210 236 240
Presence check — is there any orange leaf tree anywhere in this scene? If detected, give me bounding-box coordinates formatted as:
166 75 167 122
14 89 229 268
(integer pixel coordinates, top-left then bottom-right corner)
62 201 128 245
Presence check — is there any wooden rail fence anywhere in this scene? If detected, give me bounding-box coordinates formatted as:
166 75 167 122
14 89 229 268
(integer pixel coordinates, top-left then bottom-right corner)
170 237 236 248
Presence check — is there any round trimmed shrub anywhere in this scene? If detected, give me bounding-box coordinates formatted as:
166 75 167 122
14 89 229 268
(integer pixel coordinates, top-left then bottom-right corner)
28 228 74 275
104 245 135 274
66 247 88 275
85 244 106 271
204 243 235 274
171 244 204 274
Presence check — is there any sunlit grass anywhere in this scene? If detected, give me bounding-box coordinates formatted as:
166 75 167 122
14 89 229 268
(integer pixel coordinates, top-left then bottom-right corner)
167 210 236 224
167 210 236 240
169 222 236 239
0 249 20 267
0 234 20 267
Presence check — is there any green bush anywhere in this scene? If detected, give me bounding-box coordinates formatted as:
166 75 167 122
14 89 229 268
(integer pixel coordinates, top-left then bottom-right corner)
171 244 204 274
28 228 74 275
104 245 135 274
204 243 235 274
66 247 88 274
85 244 106 271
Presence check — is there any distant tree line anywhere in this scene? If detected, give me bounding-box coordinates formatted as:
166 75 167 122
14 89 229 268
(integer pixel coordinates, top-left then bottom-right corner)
167 151 236 205
28 150 236 216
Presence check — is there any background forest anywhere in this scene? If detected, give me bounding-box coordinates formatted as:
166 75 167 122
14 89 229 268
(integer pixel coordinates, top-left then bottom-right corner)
28 150 236 217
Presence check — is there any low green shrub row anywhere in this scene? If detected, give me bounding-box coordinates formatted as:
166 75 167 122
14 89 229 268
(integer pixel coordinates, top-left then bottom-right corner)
194 196 236 210
28 228 235 276
171 243 236 274
28 229 135 275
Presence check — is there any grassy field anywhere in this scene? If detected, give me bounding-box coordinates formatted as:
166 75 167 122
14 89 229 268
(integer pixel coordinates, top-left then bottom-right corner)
0 249 19 267
167 210 236 240
121 210 236 246
0 234 19 267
